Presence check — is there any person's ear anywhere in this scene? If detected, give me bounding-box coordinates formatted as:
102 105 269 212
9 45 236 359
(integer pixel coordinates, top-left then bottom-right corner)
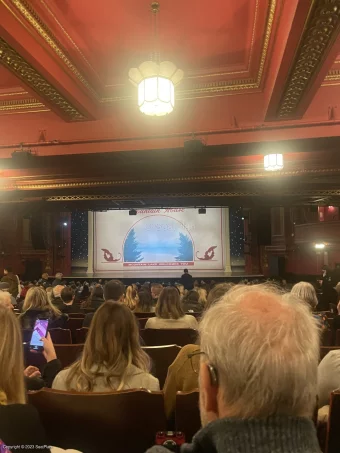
200 362 219 420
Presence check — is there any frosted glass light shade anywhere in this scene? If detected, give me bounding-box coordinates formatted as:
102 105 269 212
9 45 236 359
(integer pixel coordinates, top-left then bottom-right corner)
129 61 183 116
264 154 284 171
138 76 174 116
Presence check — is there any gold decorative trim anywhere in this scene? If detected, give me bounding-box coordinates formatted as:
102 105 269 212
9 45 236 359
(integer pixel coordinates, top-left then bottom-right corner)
8 0 100 99
0 37 86 121
40 188 340 202
3 167 340 191
278 0 340 118
323 68 340 85
6 0 277 100
0 90 28 97
0 98 45 111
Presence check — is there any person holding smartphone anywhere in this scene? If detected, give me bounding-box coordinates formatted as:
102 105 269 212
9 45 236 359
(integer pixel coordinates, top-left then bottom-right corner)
0 306 50 452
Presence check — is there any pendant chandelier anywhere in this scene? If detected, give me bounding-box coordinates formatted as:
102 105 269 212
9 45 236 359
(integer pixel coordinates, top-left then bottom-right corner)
128 2 183 116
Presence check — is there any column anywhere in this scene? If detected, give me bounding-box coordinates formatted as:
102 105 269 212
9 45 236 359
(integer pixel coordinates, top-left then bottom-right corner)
224 208 232 273
87 211 94 275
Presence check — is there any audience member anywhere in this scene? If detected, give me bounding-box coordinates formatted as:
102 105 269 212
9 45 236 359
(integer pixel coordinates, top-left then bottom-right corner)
317 349 340 423
74 284 90 305
124 285 138 310
24 333 62 391
195 287 207 307
151 283 163 304
84 285 105 310
0 307 50 452
175 283 185 301
58 287 81 313
83 279 125 327
53 302 159 392
1 267 20 298
0 291 13 310
205 282 234 310
163 282 232 418
19 286 68 330
134 291 155 313
180 268 193 290
51 285 65 310
52 272 63 287
38 272 49 287
149 284 321 453
0 282 17 306
145 287 198 330
182 290 204 313
291 281 329 328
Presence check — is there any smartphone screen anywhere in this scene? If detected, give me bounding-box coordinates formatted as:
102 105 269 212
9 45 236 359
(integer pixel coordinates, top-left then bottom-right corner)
30 319 48 350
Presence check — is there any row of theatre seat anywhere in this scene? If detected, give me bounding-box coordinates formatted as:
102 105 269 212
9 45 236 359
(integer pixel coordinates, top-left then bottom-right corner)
28 388 200 453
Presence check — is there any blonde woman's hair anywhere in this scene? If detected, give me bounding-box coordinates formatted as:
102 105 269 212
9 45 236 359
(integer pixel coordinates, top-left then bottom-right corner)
65 301 150 392
156 287 184 320
291 282 318 310
0 307 26 404
21 286 61 317
124 286 138 310
196 287 207 306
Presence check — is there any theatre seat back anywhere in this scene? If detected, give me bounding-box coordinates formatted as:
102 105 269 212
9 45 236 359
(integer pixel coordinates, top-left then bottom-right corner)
28 388 166 453
49 328 72 344
75 327 89 344
142 328 198 347
142 345 181 388
54 344 84 368
176 390 200 442
326 390 340 453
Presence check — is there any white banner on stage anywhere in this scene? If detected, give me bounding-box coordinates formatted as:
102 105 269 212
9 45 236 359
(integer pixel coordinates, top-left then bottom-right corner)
94 208 226 272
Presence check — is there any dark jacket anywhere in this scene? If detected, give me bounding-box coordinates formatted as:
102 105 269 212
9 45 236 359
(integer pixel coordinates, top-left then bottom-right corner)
0 404 50 453
51 296 64 310
61 303 82 314
182 292 204 313
1 272 19 297
19 308 68 330
181 273 194 291
25 359 62 390
89 296 105 310
146 415 321 453
52 278 62 287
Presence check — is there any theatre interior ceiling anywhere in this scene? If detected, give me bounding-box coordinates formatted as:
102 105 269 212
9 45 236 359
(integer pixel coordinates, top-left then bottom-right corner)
1 0 340 210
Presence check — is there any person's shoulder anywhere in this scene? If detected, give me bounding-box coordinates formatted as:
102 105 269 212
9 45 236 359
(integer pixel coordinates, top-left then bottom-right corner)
52 368 71 389
145 317 157 327
183 314 198 322
145 447 169 453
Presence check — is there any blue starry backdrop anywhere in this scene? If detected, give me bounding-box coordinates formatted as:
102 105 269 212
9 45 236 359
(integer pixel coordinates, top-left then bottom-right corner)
229 207 245 266
71 211 88 271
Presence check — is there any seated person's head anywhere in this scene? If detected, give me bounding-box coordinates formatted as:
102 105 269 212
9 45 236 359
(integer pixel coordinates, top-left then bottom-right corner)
135 290 153 312
61 287 75 305
0 306 25 404
198 284 319 426
151 283 163 300
23 286 60 316
104 279 125 302
291 282 318 311
91 285 104 299
205 283 234 311
66 302 150 391
156 287 184 320
0 291 13 310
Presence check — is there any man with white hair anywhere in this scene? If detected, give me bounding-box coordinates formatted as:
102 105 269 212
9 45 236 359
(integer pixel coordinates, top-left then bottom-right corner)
52 272 63 287
147 284 321 453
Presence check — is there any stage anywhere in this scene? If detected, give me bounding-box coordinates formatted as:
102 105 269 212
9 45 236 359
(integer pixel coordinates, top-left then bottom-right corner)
65 270 263 284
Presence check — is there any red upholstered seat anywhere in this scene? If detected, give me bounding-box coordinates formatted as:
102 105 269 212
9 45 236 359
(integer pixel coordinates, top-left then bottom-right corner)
28 388 166 453
49 328 72 344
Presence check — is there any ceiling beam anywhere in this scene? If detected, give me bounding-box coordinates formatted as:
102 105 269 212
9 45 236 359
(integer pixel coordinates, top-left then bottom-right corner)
266 0 340 121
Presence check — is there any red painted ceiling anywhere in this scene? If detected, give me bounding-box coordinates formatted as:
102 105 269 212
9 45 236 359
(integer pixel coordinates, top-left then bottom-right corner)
0 0 340 157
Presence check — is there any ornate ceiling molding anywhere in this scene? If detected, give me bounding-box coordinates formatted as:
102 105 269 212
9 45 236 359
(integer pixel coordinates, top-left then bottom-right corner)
1 166 340 191
0 37 86 121
4 0 277 101
39 188 340 202
277 0 340 118
0 97 46 112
